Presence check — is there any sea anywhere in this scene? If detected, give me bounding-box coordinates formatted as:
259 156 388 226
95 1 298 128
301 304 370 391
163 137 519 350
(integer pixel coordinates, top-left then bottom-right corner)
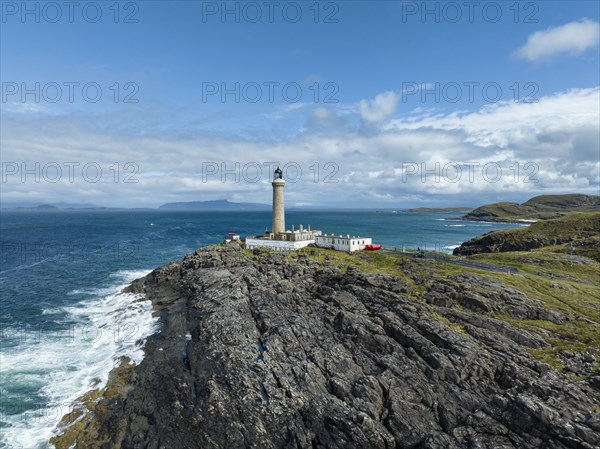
0 209 525 448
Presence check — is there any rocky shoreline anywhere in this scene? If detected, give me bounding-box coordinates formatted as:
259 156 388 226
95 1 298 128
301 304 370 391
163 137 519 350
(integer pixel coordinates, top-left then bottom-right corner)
51 243 600 449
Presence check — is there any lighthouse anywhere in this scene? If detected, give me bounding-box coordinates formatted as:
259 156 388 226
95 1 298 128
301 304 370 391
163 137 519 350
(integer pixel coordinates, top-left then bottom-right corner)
242 160 374 252
243 166 324 250
272 167 285 235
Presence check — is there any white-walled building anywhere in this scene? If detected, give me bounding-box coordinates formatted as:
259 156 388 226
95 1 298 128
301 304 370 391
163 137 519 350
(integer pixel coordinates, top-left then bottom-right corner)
245 238 313 251
239 167 377 252
315 234 372 252
246 224 322 251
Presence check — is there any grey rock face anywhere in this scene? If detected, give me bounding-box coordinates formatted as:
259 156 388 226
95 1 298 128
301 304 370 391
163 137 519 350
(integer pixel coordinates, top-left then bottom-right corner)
76 244 599 449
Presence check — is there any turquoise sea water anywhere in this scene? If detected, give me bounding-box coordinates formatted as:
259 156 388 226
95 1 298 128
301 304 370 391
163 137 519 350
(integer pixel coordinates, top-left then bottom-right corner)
0 210 525 448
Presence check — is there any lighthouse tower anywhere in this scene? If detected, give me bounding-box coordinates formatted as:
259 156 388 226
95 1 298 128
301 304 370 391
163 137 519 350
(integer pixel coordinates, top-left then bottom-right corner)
272 167 285 235
243 166 324 250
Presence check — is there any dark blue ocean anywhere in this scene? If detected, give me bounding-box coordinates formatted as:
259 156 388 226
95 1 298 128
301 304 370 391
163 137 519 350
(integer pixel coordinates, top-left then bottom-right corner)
0 210 524 448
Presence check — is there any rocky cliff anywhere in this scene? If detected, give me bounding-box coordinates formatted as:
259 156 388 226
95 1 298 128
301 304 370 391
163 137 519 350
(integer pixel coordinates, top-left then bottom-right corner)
52 244 600 449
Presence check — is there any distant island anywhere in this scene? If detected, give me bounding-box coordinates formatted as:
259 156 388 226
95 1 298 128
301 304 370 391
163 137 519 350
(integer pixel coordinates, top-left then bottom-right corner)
454 194 600 223
30 204 58 210
1 200 271 211
0 202 104 210
158 199 270 211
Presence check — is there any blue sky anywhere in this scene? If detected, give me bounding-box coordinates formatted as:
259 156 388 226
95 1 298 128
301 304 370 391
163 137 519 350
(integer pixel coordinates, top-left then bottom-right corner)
1 1 599 208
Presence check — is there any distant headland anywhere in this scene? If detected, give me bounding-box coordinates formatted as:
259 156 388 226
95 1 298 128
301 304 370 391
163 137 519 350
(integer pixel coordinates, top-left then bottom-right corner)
453 194 600 223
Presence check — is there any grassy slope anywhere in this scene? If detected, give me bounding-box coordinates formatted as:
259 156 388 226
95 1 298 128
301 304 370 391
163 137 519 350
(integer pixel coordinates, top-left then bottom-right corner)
267 243 600 374
457 212 599 370
468 251 600 371
462 194 600 221
457 212 600 261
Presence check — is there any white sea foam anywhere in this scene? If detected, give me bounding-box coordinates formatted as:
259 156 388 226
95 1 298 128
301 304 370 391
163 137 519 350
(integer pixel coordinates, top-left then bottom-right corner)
0 269 157 449
41 309 60 315
445 224 465 227
444 244 461 250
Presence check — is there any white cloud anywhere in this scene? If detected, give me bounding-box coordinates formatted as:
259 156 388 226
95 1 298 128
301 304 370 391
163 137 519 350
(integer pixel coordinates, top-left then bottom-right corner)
515 19 600 61
261 102 311 119
386 87 600 159
358 91 398 123
1 88 598 208
2 102 50 115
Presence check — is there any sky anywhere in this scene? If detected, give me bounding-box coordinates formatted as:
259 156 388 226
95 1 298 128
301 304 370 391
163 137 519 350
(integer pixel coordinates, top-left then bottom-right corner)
1 0 599 208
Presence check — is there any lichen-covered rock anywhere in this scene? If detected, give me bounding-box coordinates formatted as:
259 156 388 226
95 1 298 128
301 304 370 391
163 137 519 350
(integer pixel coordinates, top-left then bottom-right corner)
53 244 600 449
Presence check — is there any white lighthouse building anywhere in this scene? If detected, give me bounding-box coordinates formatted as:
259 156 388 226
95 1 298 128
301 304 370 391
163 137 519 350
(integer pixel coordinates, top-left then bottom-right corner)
242 167 377 252
271 167 285 236
244 167 322 251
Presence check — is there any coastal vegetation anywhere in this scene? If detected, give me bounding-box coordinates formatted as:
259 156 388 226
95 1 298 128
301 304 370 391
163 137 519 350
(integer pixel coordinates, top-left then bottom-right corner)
454 212 600 261
458 194 600 222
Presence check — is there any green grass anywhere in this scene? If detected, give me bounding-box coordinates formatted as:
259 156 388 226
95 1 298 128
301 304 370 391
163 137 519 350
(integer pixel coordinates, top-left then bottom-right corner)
463 194 599 221
458 213 600 262
244 242 600 373
523 194 600 211
293 247 418 285
464 250 600 370
430 308 468 335
399 249 600 371
470 251 600 283
377 250 600 367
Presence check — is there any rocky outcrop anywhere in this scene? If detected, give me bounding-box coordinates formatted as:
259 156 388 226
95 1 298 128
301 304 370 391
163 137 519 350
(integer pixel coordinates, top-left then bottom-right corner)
452 230 548 256
453 213 600 260
52 244 600 449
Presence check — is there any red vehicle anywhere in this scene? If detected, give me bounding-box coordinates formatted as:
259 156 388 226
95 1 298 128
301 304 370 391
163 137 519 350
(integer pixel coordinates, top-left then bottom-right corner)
364 244 381 251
